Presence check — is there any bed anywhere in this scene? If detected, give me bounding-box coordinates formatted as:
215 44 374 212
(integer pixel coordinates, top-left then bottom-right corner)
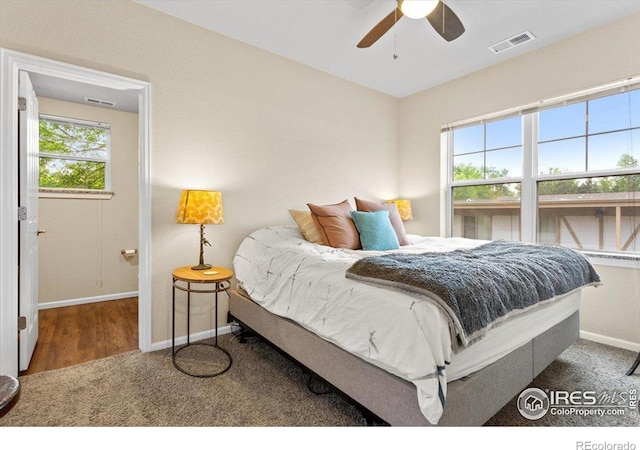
229 225 600 426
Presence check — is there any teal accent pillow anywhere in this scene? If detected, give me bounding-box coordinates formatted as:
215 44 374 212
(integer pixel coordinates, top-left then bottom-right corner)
350 210 400 251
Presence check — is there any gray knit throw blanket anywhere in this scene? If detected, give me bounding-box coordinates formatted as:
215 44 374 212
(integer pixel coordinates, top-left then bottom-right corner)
346 240 601 350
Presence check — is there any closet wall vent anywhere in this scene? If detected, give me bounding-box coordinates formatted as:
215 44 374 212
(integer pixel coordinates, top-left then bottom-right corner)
84 97 116 107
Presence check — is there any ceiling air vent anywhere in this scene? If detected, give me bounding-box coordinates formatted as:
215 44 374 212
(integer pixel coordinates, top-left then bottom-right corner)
489 30 536 54
84 97 116 107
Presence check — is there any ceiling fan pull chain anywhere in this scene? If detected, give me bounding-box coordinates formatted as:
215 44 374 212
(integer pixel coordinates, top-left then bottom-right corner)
393 6 399 59
393 32 398 59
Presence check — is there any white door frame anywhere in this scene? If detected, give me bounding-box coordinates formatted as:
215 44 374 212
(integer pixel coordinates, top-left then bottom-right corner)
0 48 152 377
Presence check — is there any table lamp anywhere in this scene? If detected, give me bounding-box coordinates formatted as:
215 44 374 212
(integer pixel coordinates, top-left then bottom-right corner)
176 190 224 270
387 199 413 221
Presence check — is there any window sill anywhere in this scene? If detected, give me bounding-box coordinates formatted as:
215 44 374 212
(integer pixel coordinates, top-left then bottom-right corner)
39 189 114 200
582 251 640 269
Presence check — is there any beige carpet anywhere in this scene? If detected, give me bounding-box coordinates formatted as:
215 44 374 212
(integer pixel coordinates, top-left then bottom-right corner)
1 333 638 427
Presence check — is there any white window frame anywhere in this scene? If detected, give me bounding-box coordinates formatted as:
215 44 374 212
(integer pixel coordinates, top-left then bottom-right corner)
444 75 640 267
38 113 112 198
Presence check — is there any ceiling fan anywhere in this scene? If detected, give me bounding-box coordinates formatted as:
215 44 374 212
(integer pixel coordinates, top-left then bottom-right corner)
357 0 465 48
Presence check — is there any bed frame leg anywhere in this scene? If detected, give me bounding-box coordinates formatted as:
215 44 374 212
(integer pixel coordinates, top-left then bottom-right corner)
235 324 255 344
228 312 255 344
363 413 389 426
306 373 331 395
235 326 255 344
302 372 388 426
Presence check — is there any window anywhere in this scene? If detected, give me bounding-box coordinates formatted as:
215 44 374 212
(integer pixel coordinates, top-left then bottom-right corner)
450 116 522 241
446 80 640 256
39 115 111 191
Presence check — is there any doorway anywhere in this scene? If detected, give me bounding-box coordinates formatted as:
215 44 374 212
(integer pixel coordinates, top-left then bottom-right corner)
22 70 141 374
0 49 152 377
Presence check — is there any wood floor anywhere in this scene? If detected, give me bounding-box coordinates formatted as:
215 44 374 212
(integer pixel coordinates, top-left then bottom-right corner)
20 297 139 376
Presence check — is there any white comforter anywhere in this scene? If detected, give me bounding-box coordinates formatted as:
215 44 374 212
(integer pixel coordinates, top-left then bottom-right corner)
233 226 488 424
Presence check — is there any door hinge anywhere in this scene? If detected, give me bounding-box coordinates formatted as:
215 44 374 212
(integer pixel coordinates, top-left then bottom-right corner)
18 316 27 331
18 97 27 112
18 206 27 221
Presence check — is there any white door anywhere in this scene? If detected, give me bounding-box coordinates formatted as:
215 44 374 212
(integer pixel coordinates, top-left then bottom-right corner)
18 70 40 371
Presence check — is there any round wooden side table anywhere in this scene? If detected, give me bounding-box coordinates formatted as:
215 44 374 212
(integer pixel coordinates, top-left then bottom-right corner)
172 266 233 378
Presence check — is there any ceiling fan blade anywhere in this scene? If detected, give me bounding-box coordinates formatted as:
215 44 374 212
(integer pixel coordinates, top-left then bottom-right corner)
427 1 465 42
357 7 404 48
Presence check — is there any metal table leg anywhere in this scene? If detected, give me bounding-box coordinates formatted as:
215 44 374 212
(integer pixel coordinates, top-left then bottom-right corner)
171 278 232 378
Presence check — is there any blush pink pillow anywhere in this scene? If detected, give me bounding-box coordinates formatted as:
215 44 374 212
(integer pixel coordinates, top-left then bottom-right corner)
307 200 361 249
354 197 409 246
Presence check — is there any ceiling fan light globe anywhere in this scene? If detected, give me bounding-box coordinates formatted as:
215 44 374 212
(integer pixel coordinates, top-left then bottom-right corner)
400 0 439 19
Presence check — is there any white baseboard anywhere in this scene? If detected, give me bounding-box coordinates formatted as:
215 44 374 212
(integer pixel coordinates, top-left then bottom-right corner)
580 330 640 352
38 291 139 310
150 325 234 352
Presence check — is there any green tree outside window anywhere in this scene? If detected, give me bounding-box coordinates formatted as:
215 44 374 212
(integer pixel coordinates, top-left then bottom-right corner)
39 117 109 190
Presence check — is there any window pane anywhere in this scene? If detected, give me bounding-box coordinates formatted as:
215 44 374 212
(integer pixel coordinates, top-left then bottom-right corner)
486 146 522 178
452 183 520 241
539 102 586 141
588 129 640 171
453 124 483 155
633 89 640 128
486 116 521 149
588 90 640 134
40 158 106 190
538 138 586 175
462 216 492 240
39 120 108 159
454 153 485 181
537 176 640 253
538 216 558 245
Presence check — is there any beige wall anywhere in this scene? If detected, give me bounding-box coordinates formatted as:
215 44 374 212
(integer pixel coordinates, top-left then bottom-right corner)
37 97 139 304
398 11 640 346
581 264 640 346
0 0 399 343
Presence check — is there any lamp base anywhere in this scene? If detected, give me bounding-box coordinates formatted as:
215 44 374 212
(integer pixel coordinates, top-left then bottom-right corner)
191 263 212 271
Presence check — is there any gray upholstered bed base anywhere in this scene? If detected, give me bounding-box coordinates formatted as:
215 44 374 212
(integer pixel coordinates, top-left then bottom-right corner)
228 288 580 426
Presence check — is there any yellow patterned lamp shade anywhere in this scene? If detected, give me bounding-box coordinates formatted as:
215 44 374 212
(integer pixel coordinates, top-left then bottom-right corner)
387 199 413 221
176 190 223 270
176 190 224 225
